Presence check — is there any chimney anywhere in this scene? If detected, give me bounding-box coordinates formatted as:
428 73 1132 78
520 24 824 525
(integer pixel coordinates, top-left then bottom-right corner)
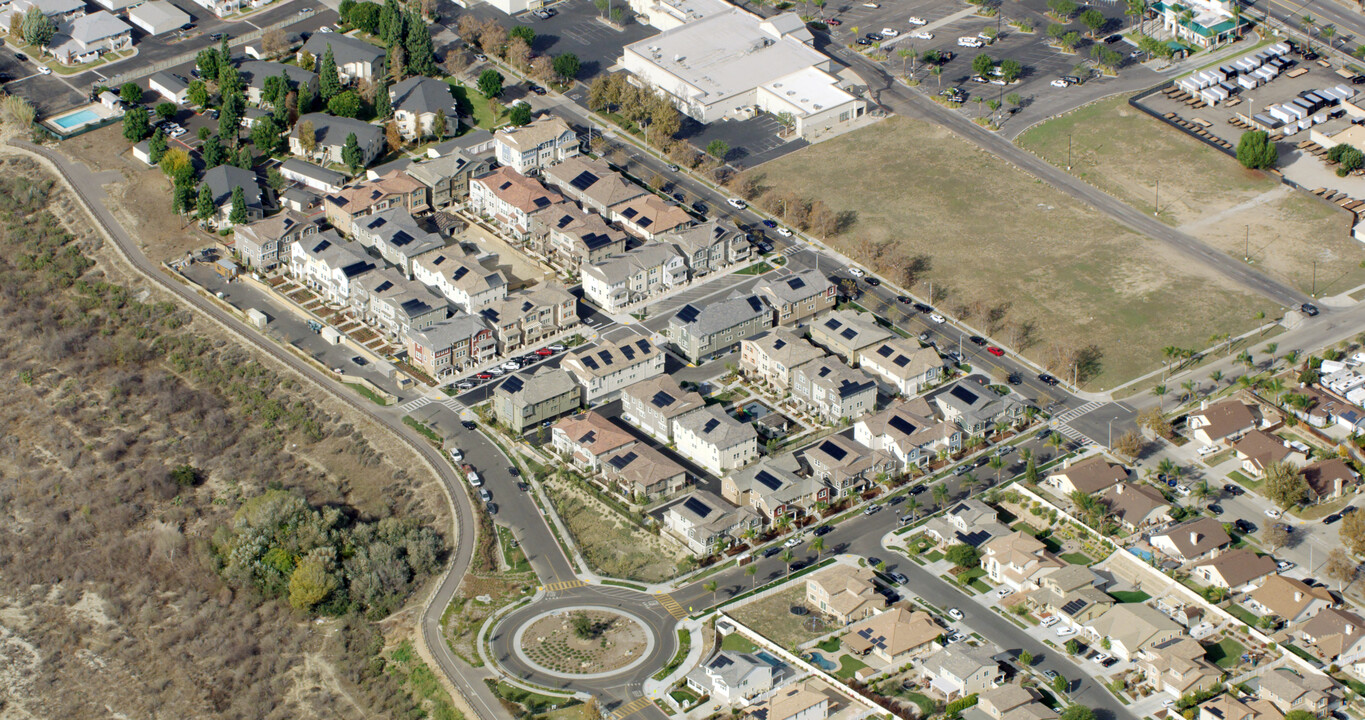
1189 531 1200 546
1116 484 1125 495
1295 591 1304 602
1349 624 1356 636
1201 399 1209 411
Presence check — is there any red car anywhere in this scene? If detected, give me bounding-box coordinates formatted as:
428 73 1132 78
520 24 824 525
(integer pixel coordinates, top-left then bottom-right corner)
476 372 493 380
987 346 1005 357
826 17 842 25
536 348 554 356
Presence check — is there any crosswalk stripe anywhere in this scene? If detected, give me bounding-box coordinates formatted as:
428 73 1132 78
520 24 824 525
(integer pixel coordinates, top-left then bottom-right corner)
609 697 652 720
400 397 433 413
1052 400 1103 424
541 580 586 593
654 593 687 619
440 396 465 410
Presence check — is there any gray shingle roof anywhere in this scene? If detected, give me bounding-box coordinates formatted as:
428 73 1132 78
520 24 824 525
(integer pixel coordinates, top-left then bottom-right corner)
670 292 770 336
301 32 385 67
677 405 757 448
390 75 456 116
293 112 383 148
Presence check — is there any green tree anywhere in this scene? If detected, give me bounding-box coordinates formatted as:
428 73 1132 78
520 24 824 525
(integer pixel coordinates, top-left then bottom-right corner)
202 133 225 168
288 557 338 611
341 132 363 173
171 177 193 215
196 183 215 220
327 89 361 117
553 52 581 81
120 82 143 106
1237 130 1278 170
319 44 341 100
509 24 535 45
811 536 826 559
999 59 1023 82
706 139 729 161
155 102 178 122
21 6 55 48
704 580 718 606
1263 461 1308 509
432 108 449 140
250 116 280 154
188 79 210 109
745 563 759 589
1052 675 1067 694
1047 0 1076 18
1065 638 1080 655
1018 650 1033 666
780 549 796 576
972 53 995 76
159 147 194 184
932 483 951 507
148 129 168 164
374 81 391 118
945 543 981 568
228 185 247 224
196 48 220 81
1080 8 1105 35
478 68 504 98
1025 456 1039 484
507 102 532 126
122 106 150 142
405 13 436 75
1060 706 1095 720
1341 511 1365 555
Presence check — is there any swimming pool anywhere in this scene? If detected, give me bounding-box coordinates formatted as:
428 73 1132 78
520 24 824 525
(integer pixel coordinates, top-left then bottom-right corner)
52 109 101 129
805 651 837 671
755 651 784 667
1128 547 1154 562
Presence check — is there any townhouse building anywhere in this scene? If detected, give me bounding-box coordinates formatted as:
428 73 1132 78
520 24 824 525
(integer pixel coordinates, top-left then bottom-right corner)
740 327 827 390
619 374 706 443
857 338 944 396
754 269 835 326
668 293 773 363
349 207 444 278
469 167 565 240
661 219 750 275
790 357 877 423
675 405 759 475
479 283 578 354
493 114 579 174
403 314 496 379
493 367 582 432
234 209 318 270
581 244 687 313
560 337 665 403
411 248 508 313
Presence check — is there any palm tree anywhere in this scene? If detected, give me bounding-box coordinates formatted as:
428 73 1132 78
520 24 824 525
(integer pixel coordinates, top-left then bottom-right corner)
1181 379 1197 402
704 580 718 607
1193 480 1212 509
780 550 795 577
1265 342 1278 356
1046 431 1066 457
961 474 979 496
1283 350 1300 366
811 536 826 559
1210 369 1223 386
905 496 922 520
932 483 951 507
932 66 943 87
775 514 793 535
1152 384 1167 410
989 455 1005 484
1237 350 1254 371
898 47 914 75
745 564 759 589
742 526 758 546
994 420 1010 438
1157 457 1181 482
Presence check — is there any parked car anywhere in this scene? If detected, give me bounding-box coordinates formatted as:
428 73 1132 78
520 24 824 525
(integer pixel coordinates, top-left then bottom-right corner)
968 335 986 346
947 608 964 620
776 227 793 237
913 302 933 313
1056 626 1077 638
987 346 1005 357
825 18 842 25
889 572 909 585
727 197 747 209
947 632 966 643
1051 79 1070 88
812 525 833 536
762 219 778 228
1197 445 1218 456
1325 513 1342 524
1278 560 1296 571
1037 373 1059 386
350 356 367 366
995 587 1014 599
881 28 899 37
1222 482 1243 495
1264 508 1282 519
863 504 882 516
1301 302 1320 316
783 536 802 548
478 488 492 502
37 66 51 75
907 16 926 25
448 448 463 461
910 30 932 39
1041 616 1060 628
864 277 880 286
1175 484 1191 497
1042 670 1058 680
897 295 912 304
929 313 947 324
1207 503 1223 515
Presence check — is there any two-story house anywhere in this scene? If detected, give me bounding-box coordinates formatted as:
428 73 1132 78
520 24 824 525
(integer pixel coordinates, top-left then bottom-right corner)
857 338 944 396
808 310 893 364
661 219 749 275
754 269 836 326
740 328 826 390
1150 517 1231 563
234 209 318 270
551 411 638 472
411 248 507 314
538 203 628 272
1297 607 1365 667
390 75 458 140
1138 637 1223 698
601 442 687 500
404 149 490 210
685 651 784 703
202 164 268 227
931 376 1026 434
479 283 578 354
582 244 687 313
288 229 376 304
403 314 495 379
1187 398 1259 447
842 607 942 665
805 564 884 625
1258 668 1340 715
493 114 579 174
920 643 1004 699
1044 453 1129 496
290 113 385 169
349 207 444 278
1246 574 1337 625
800 434 895 498
1083 603 1183 661
610 193 693 241
674 405 759 476
854 400 962 472
619 374 706 443
981 530 1064 591
668 293 773 364
1098 483 1172 532
493 367 582 432
542 155 647 215
350 267 447 337
469 166 565 240
790 357 877 423
1191 547 1277 592
300 32 385 83
560 337 665 403
664 490 761 555
722 456 829 520
324 169 430 232
921 498 1010 548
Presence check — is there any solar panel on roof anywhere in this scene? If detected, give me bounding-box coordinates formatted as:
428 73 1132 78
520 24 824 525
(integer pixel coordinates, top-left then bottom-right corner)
840 328 857 340
638 217 653 228
569 170 599 191
580 431 597 444
683 496 713 518
501 376 524 394
773 339 787 350
452 266 469 280
621 345 636 361
676 305 700 323
888 415 918 435
703 419 720 433
598 350 614 366
893 356 911 367
755 470 783 490
949 386 979 404
824 318 841 330
1060 599 1089 616
747 297 764 313
818 440 847 461
876 346 893 358
636 340 650 354
788 277 805 290
711 655 733 668
651 391 676 408
582 356 600 370
818 367 831 377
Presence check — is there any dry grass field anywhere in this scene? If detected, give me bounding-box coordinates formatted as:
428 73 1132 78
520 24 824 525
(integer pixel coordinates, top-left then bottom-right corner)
747 115 1276 389
545 477 688 583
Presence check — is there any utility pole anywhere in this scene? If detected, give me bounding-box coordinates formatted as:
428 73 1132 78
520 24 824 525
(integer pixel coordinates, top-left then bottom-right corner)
1312 260 1318 297
1067 133 1072 170
1244 224 1249 261
1154 178 1159 215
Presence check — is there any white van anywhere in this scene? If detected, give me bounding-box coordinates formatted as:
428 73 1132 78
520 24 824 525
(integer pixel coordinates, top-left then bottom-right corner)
958 36 984 48
467 470 483 487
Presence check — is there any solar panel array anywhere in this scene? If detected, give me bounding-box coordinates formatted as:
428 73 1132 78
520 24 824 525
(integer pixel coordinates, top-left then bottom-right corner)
824 318 841 330
773 339 787 350
501 376 524 394
608 451 638 470
703 418 720 434
888 415 918 435
1060 599 1088 616
755 470 783 490
621 344 636 361
582 356 600 370
452 266 469 280
788 277 805 290
818 440 847 461
893 355 911 367
569 170 599 191
598 350 615 366
840 328 857 340
876 346 894 358
683 496 713 518
677 305 701 323
856 627 889 650
949 386 979 405
651 391 676 408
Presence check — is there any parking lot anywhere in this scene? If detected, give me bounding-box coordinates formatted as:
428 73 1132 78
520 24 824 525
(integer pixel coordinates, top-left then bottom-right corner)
462 0 658 81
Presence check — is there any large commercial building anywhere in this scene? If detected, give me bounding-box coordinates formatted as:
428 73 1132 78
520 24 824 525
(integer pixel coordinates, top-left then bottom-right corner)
621 7 867 140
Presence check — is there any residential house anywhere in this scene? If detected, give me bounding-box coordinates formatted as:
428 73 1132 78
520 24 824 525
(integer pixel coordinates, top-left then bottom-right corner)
405 150 490 210
857 338 944 396
539 203 628 271
412 248 507 314
920 643 1004 698
1246 574 1337 624
543 155 647 215
290 113 385 169
662 219 749 275
722 456 829 519
1150 517 1231 563
740 328 827 390
551 411 638 472
243 30 301 59
931 376 1025 434
324 169 430 232
805 564 884 625
790 358 877 423
1188 399 1259 446
48 11 132 66
800 434 895 498
469 167 565 240
981 531 1064 592
494 367 582 433
1233 430 1303 478
403 314 495 379
978 686 1057 720
1257 667 1340 715
493 114 579 175
348 267 445 335
581 244 687 313
479 283 579 354
1304 457 1358 504
1025 565 1113 625
610 193 693 241
921 499 1011 548
854 400 962 472
1098 483 1172 532
664 489 761 554
601 442 688 500
561 337 665 403
747 681 833 720
1083 603 1183 661
238 60 317 105
288 230 376 304
685 651 784 703
755 269 836 326
281 185 323 214
127 1 189 35
202 164 266 226
350 207 444 277
1197 695 1284 720
842 607 942 665
300 33 385 83
808 310 893 363
668 293 773 364
390 76 458 140
1297 607 1365 666
10 0 86 22
148 71 189 104
426 128 497 158
1191 548 1276 592
280 158 348 194
1044 454 1129 496
1138 637 1223 698
675 405 759 475
234 210 318 270
619 374 706 443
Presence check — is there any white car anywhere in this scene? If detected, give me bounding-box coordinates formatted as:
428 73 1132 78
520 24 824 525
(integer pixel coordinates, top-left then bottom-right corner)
776 227 793 237
783 536 802 548
947 632 966 643
861 2 879 7
909 30 933 39
995 587 1014 599
501 361 520 371
1162 700 1176 709
1051 79 1069 88
848 267 866 277
881 28 900 37
1277 560 1295 571
1197 445 1218 456
448 448 463 461
907 16 926 25
38 66 51 75
169 126 188 138
1056 626 1077 638
727 197 747 209
319 25 333 33
929 313 947 324
1040 616 1060 628
1175 484 1191 497
958 36 984 48
1265 508 1282 519
548 344 566 352
947 607 964 620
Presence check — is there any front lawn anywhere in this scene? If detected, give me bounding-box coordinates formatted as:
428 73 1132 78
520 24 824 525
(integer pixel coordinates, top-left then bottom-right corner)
1060 552 1093 566
450 82 508 130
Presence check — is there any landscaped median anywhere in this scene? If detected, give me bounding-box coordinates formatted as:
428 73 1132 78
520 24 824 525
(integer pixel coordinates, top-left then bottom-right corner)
651 628 691 681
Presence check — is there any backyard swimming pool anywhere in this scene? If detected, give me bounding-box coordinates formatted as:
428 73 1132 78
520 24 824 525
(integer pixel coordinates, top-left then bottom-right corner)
52 109 101 129
805 651 837 672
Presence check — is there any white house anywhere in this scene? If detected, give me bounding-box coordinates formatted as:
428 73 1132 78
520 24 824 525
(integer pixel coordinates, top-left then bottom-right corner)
149 71 190 105
494 114 579 175
675 405 758 475
560 337 665 403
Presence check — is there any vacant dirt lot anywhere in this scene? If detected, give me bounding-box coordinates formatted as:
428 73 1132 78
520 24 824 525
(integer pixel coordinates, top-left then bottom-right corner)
729 584 829 649
748 116 1275 389
545 477 688 583
1017 95 1365 296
